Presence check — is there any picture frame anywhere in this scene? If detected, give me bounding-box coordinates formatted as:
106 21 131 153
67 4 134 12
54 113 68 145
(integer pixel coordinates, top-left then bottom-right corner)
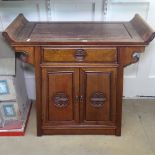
3 104 16 117
0 77 16 101
0 102 19 122
0 80 9 95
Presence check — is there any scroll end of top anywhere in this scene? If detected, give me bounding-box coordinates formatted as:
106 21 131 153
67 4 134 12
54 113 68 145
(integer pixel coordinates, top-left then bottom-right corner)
2 31 15 44
145 31 155 44
17 13 28 22
2 13 29 44
130 14 155 45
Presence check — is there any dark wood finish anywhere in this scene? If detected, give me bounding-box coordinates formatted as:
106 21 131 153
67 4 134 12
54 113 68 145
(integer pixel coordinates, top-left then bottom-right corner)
34 46 42 136
14 46 34 65
2 14 155 46
130 14 155 44
3 14 155 136
118 46 145 67
41 67 79 124
43 48 117 63
80 68 117 124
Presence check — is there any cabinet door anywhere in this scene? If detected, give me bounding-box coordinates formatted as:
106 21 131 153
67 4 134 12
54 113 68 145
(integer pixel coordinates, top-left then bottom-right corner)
42 67 79 125
80 68 117 124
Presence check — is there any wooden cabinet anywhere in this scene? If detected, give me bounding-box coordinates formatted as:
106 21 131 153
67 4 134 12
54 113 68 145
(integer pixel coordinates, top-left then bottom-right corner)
41 67 116 127
3 14 155 136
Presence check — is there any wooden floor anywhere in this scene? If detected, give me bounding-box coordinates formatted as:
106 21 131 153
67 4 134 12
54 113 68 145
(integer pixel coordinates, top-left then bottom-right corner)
0 99 155 155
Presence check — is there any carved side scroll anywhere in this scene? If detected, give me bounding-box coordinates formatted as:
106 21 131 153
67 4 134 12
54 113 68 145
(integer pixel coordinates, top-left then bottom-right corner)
131 14 155 44
119 47 145 67
14 46 34 65
2 14 28 43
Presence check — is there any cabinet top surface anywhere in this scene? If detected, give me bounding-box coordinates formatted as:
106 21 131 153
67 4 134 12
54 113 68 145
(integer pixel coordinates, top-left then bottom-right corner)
2 14 155 46
29 23 132 41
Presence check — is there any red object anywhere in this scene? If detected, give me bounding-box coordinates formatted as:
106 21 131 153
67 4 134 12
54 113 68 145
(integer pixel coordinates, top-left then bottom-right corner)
0 103 32 136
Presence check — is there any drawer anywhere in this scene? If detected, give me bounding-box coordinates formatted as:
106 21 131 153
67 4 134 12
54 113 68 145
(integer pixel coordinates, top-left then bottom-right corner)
43 48 117 63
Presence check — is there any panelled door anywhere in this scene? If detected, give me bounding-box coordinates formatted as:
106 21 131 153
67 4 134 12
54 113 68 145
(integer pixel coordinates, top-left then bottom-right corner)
80 68 117 125
41 67 79 125
42 67 117 126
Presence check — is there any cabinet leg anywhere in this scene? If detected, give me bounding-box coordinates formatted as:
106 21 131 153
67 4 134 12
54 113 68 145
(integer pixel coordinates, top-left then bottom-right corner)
37 129 42 136
115 127 121 136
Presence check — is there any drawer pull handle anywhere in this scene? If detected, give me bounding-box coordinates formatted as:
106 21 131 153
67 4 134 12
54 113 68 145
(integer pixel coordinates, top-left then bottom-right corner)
53 92 68 108
75 49 86 61
90 92 106 108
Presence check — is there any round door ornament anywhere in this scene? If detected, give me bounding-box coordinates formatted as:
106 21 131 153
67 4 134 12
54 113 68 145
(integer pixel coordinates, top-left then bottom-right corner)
90 92 106 108
53 92 69 108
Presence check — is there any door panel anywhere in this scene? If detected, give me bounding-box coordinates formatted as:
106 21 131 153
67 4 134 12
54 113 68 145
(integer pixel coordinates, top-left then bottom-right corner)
42 67 79 124
80 68 117 124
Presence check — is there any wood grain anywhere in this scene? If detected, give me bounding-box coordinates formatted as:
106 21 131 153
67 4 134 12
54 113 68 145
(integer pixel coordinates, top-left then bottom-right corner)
3 14 155 136
80 68 117 124
43 48 117 63
14 46 34 65
2 14 155 45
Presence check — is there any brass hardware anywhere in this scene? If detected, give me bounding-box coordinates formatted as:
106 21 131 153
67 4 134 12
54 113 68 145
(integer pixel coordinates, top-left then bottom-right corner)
53 92 68 108
75 95 79 103
90 92 106 107
74 49 86 61
132 52 140 62
80 95 84 103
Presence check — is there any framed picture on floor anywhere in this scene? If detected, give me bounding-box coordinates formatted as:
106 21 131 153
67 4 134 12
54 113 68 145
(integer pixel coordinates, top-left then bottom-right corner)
0 102 19 122
0 77 16 101
0 80 9 95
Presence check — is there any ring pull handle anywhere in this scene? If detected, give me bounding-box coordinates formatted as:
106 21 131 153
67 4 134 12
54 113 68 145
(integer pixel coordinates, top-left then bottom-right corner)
74 49 86 61
132 52 140 63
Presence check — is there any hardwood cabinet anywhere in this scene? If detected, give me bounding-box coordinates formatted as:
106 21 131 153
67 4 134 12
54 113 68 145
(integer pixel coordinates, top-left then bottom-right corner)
2 14 155 136
42 67 116 125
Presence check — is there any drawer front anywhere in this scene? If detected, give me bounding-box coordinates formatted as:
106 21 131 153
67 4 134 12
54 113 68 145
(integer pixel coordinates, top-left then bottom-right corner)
43 48 117 63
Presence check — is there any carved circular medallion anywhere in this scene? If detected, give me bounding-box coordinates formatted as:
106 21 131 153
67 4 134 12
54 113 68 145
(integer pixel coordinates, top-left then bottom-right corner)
90 92 106 108
53 92 68 108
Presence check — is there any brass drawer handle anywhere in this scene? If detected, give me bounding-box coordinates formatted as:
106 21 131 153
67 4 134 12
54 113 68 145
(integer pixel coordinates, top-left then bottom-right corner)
74 49 86 61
